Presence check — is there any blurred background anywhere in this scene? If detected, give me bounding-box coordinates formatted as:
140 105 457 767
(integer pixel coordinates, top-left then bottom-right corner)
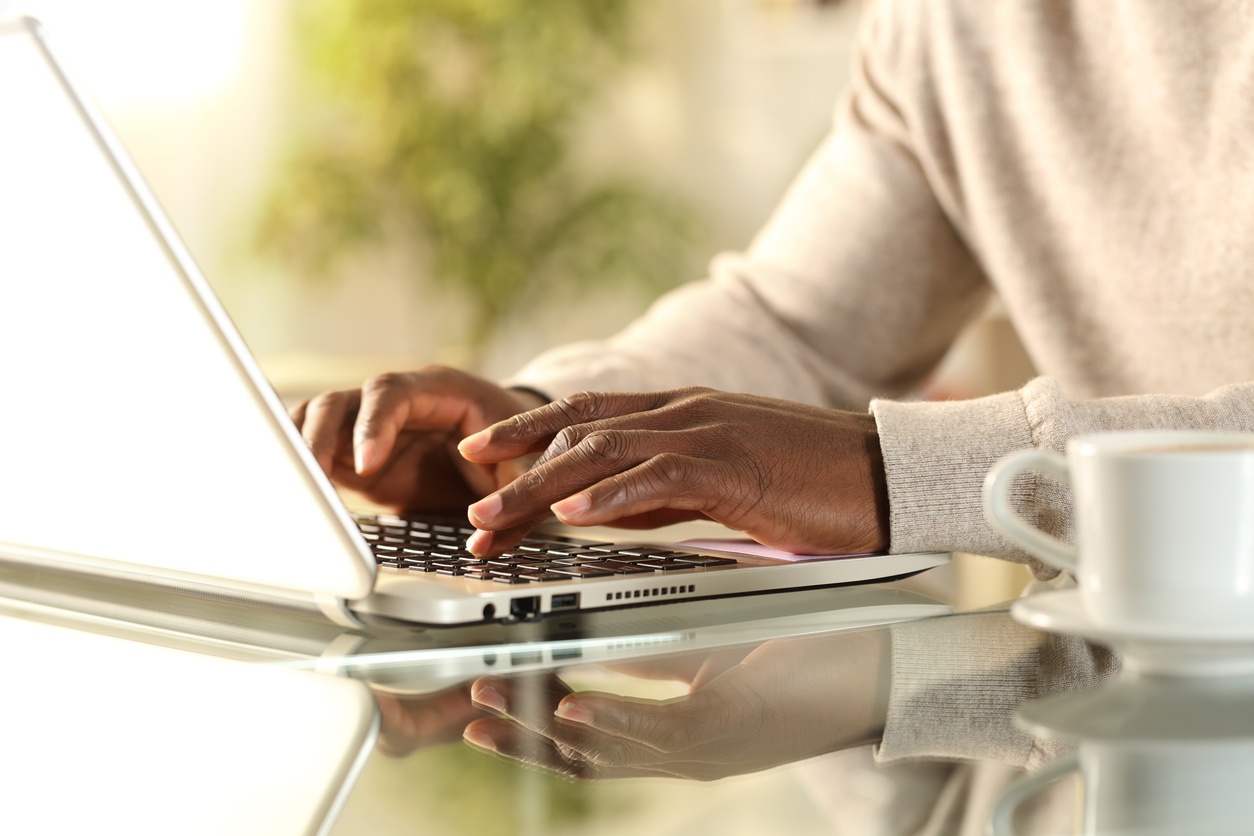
4 2 1036 832
8 0 872 395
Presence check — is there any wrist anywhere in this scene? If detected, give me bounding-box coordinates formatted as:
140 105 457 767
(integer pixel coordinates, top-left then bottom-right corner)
862 414 891 553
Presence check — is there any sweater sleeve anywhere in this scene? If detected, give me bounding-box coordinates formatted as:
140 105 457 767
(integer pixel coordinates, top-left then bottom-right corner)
507 0 989 412
877 589 1119 768
872 377 1254 569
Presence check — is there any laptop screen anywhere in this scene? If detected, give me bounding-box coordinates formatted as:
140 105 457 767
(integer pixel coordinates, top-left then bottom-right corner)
0 21 375 601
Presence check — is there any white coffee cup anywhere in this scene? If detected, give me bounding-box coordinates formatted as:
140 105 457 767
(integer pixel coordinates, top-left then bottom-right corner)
992 740 1254 836
992 672 1254 836
983 431 1254 634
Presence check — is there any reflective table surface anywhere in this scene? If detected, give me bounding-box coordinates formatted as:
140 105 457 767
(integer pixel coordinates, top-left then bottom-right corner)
1 556 1247 836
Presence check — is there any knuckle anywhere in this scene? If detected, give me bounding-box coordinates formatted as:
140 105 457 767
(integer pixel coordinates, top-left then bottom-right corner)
579 738 640 769
650 452 693 486
632 713 695 755
558 391 605 422
577 431 627 467
305 389 345 415
362 372 405 395
508 407 553 442
514 466 549 497
551 425 585 455
511 406 551 438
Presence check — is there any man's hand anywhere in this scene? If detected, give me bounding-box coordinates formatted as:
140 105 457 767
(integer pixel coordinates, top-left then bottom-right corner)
457 388 889 556
462 630 891 781
373 685 487 758
290 366 545 513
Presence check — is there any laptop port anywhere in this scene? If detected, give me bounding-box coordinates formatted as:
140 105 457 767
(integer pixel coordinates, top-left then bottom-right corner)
509 596 541 622
550 593 580 611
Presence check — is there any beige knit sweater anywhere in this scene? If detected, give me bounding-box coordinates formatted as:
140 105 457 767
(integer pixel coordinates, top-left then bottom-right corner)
508 0 1253 802
511 0 1254 568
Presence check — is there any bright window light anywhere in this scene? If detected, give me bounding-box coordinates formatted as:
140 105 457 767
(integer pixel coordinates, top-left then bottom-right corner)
5 0 244 104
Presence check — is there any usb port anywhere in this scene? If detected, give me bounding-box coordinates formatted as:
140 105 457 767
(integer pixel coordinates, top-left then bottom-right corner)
551 593 580 611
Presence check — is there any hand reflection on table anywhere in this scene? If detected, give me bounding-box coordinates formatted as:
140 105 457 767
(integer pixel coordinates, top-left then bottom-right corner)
373 684 486 758
458 629 890 781
367 604 1117 833
368 628 888 777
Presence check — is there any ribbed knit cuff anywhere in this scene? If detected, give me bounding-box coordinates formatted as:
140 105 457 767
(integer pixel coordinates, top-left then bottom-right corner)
870 391 1034 559
877 613 1043 767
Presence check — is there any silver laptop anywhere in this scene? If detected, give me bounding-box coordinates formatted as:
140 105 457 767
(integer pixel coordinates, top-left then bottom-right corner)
0 17 948 627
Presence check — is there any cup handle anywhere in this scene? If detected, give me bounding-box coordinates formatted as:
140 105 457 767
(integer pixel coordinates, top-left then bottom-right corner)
987 754 1080 836
982 449 1078 574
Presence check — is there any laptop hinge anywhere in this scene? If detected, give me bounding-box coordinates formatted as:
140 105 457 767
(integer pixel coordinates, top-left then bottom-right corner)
316 595 365 629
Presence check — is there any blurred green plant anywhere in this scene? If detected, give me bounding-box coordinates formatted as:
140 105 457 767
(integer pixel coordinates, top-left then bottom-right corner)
257 0 694 365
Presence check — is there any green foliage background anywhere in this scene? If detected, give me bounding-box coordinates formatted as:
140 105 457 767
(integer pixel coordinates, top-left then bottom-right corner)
258 0 694 364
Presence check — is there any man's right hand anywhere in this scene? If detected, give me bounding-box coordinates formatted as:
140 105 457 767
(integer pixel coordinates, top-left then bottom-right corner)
290 366 545 513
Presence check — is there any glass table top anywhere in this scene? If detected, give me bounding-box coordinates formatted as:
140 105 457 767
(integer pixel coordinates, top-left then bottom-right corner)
0 557 1248 836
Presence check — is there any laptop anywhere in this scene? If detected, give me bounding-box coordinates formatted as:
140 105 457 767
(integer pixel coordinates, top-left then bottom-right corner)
0 555 950 694
0 17 949 627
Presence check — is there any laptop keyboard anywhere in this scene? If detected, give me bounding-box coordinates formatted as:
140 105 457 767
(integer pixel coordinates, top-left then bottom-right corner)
354 513 738 585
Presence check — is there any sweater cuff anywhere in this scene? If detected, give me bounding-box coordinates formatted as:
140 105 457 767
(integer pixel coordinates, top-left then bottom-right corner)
870 391 1034 560
877 594 1118 768
877 613 1043 767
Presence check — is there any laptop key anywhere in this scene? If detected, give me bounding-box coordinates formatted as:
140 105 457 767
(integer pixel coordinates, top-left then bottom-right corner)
547 566 615 578
668 554 739 567
584 561 652 574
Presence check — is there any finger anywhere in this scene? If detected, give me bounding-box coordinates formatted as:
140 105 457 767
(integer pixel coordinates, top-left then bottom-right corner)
469 675 571 732
552 690 729 757
462 719 670 780
459 390 674 463
467 429 671 532
353 371 497 476
551 453 729 527
300 390 359 476
688 647 758 692
464 517 547 557
352 374 422 476
463 718 589 778
469 677 669 768
374 687 480 757
289 398 309 429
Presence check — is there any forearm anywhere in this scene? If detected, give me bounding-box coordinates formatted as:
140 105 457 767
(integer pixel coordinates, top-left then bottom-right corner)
508 21 989 412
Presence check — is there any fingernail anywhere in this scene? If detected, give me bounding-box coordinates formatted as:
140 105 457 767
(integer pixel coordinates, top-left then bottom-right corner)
466 529 492 555
468 494 502 525
554 700 593 725
471 685 506 713
551 493 591 521
463 726 498 753
354 440 377 474
458 432 487 457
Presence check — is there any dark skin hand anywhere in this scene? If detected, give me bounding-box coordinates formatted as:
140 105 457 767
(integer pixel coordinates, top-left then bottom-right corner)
461 630 891 781
457 387 890 558
374 685 488 758
290 366 545 513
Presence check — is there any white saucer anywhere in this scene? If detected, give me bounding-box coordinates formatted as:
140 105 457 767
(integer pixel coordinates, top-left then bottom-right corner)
1012 590 1254 677
1016 671 1254 742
